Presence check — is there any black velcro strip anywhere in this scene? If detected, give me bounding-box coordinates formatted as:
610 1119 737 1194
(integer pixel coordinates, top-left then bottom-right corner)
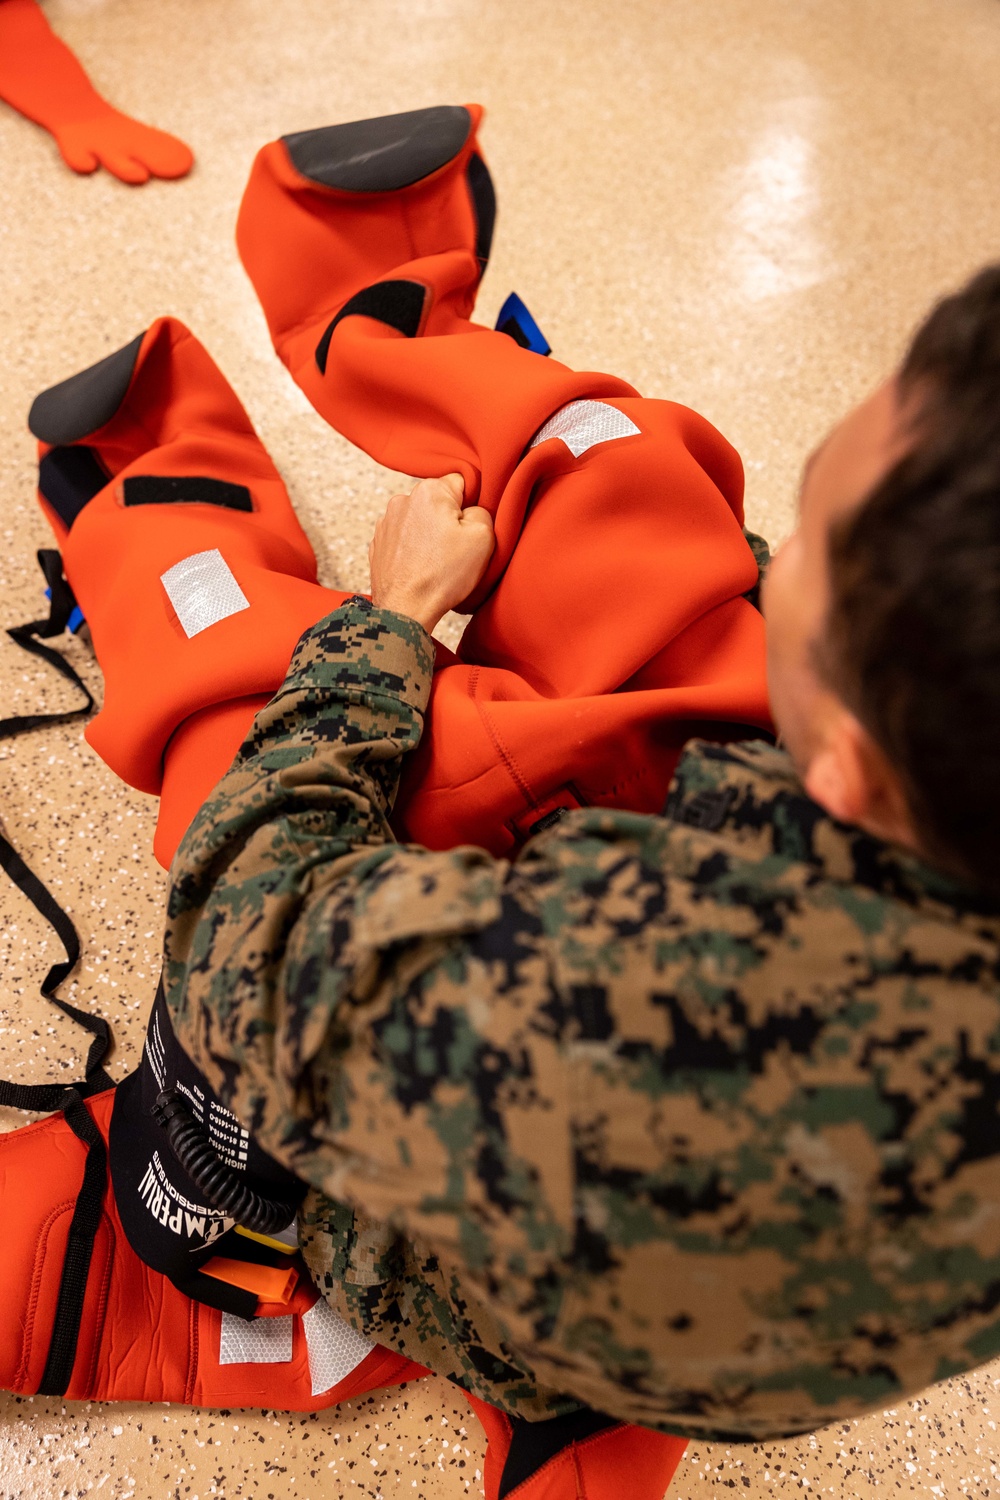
316 280 428 373
498 1410 622 1499
466 152 496 272
122 475 254 512
38 446 111 531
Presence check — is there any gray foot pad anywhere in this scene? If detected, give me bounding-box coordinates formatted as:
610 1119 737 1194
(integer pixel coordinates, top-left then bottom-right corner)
282 105 472 193
29 332 145 445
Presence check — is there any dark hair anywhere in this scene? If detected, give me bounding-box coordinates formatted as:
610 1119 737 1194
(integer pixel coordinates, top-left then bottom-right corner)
824 265 1000 891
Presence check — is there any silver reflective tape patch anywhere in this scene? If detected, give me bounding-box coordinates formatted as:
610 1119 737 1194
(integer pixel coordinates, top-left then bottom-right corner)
529 399 641 458
161 548 250 638
219 1312 294 1366
302 1297 374 1396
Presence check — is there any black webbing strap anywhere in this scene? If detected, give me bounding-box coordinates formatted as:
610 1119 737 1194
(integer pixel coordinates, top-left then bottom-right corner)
0 829 113 1106
0 549 94 739
0 545 109 1103
0 546 111 1393
36 1091 108 1396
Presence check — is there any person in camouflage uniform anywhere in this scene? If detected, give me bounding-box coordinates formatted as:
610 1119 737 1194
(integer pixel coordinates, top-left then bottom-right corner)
164 264 1000 1445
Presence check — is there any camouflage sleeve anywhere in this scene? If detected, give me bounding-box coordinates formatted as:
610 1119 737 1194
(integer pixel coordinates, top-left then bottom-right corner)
164 595 508 1236
164 594 439 1131
742 526 770 610
174 593 437 854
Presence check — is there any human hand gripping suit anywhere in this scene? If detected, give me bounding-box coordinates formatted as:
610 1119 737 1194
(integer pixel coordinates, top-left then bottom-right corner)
0 0 193 183
5 104 782 1497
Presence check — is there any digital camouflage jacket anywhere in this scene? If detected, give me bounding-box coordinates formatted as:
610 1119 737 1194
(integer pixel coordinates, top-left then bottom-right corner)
165 598 1000 1441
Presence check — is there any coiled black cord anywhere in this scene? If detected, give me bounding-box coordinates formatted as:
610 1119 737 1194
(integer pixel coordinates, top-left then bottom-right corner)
151 1087 298 1236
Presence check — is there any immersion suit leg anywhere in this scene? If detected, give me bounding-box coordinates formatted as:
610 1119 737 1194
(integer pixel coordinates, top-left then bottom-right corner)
23 322 684 1473
28 316 350 867
17 333 433 1411
240 105 699 1494
466 1392 688 1500
0 1090 425 1406
238 105 771 856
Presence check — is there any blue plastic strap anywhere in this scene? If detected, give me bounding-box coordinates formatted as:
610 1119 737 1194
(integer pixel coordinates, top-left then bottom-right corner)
495 292 552 357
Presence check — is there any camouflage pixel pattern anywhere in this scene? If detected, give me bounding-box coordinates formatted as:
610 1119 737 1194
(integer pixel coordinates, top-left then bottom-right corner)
166 598 1000 1441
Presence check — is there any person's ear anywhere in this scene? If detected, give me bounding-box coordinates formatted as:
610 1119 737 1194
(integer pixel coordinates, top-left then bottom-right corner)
802 711 867 825
803 710 918 849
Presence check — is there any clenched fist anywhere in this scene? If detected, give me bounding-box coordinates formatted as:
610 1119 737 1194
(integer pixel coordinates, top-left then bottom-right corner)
369 474 495 633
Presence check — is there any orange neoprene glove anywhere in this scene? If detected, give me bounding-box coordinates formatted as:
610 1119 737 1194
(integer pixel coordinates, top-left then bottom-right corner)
0 0 193 183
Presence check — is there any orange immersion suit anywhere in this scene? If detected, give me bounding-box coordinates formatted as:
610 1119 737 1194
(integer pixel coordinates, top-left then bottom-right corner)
4 104 768 1499
26 102 768 875
237 104 770 855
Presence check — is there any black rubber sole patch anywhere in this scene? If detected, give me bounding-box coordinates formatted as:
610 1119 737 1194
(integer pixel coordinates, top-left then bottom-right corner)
38 445 112 531
283 105 472 193
122 475 254 512
466 152 496 272
29 332 146 446
315 280 428 373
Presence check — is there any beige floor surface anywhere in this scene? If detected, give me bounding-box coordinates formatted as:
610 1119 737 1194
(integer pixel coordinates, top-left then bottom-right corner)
2 0 1000 1494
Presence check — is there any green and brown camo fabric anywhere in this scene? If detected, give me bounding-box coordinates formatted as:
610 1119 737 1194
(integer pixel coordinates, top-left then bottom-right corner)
165 598 1000 1441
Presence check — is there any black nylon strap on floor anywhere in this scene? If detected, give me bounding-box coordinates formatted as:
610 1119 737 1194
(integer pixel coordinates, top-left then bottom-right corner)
0 826 113 1104
0 546 108 1095
0 550 94 738
0 826 112 1392
0 545 111 1393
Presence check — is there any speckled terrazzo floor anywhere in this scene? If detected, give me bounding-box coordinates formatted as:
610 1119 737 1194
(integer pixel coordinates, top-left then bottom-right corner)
2 0 1000 1495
